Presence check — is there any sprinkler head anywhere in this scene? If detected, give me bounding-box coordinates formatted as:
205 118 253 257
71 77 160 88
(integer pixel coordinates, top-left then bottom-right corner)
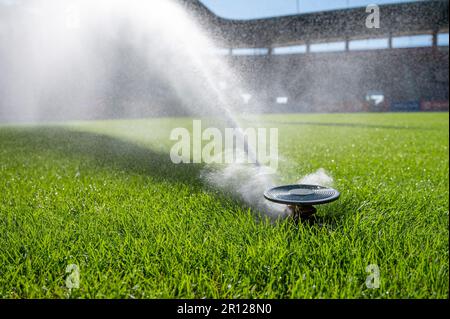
264 184 340 221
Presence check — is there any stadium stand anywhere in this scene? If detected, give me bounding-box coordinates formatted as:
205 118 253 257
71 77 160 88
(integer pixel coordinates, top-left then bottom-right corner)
182 0 449 112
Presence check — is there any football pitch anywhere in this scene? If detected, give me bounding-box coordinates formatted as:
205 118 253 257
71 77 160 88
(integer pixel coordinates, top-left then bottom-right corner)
0 113 448 298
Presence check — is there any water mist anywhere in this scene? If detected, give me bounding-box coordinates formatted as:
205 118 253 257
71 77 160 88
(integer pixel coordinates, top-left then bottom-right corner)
0 0 333 218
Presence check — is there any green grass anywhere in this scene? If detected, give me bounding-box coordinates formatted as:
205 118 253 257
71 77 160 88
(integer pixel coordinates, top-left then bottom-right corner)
0 113 448 298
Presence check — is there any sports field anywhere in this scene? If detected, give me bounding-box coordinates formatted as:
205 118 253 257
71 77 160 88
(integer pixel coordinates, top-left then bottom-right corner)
0 113 448 298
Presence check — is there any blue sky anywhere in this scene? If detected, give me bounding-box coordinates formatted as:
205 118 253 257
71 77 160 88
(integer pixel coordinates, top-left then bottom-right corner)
200 0 418 20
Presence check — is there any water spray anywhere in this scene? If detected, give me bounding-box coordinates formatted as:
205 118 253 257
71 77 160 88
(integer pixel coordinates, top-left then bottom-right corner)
0 0 339 221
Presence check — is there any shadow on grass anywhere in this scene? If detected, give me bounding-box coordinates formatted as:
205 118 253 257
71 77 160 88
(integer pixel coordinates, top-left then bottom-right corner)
1 126 203 186
1 126 272 216
1 126 346 225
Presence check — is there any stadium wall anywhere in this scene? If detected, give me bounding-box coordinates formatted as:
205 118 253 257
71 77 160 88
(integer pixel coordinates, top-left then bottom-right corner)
226 46 449 113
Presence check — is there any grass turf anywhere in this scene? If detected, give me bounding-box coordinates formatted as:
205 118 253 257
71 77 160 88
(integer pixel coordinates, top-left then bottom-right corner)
0 113 448 298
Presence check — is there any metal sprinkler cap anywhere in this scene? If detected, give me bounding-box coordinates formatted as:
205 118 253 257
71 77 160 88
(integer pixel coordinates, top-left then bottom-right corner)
264 184 340 206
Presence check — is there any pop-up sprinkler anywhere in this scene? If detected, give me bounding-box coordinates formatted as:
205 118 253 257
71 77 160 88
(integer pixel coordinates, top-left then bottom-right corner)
264 184 340 221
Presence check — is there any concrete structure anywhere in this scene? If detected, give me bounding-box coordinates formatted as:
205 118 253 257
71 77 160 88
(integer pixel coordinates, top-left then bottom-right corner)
182 0 449 112
182 1 448 49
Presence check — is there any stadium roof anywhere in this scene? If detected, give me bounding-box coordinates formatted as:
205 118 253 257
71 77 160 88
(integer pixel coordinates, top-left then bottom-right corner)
199 0 418 20
181 0 449 47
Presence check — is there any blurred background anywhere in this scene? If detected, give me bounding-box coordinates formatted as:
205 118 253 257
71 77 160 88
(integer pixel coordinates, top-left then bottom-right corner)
194 0 449 113
0 0 448 121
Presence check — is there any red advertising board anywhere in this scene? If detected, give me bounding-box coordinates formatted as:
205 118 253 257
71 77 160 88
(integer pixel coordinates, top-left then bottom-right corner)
420 101 449 111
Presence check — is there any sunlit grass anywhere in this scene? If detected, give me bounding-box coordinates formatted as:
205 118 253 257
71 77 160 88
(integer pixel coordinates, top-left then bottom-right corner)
0 113 448 298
